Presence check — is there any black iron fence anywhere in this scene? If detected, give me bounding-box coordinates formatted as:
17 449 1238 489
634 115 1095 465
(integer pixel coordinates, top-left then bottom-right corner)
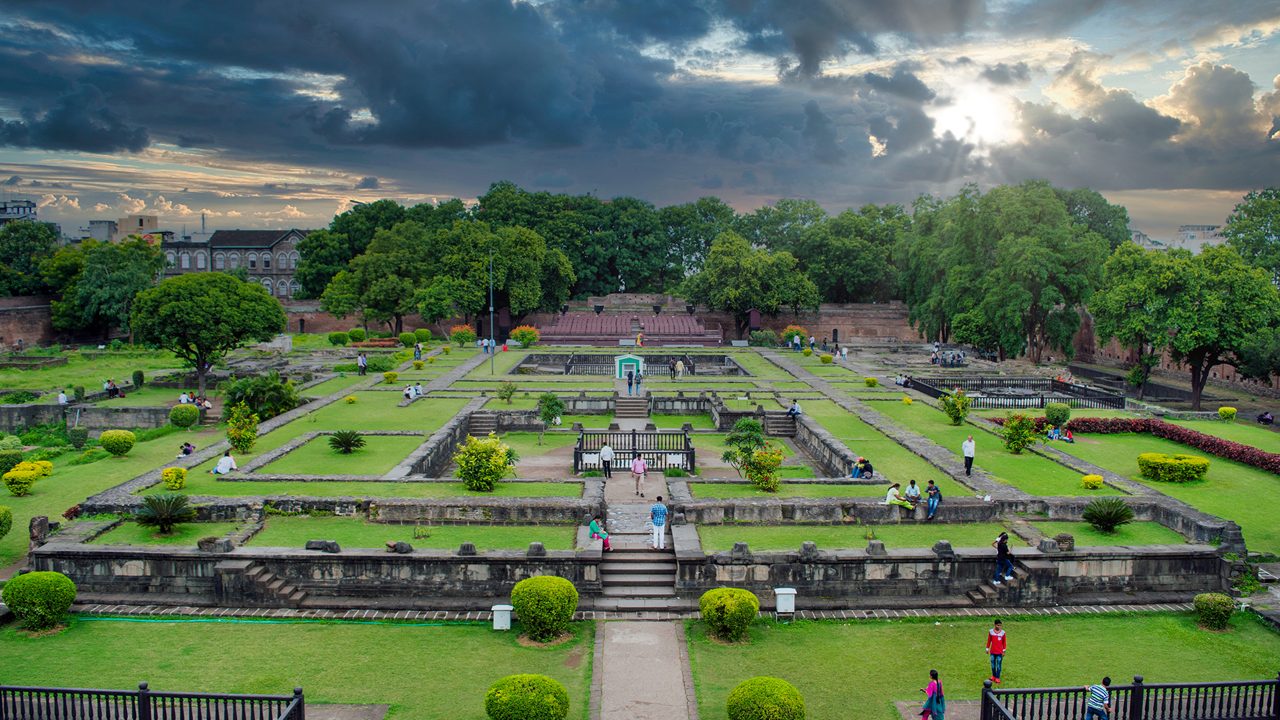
911 376 1125 410
0 682 304 720
573 429 695 473
981 674 1280 720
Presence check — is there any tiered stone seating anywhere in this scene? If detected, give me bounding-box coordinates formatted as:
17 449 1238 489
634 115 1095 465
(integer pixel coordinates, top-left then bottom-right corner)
538 312 721 346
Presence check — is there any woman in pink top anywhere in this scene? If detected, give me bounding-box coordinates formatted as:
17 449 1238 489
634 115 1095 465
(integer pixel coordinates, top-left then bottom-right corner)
920 669 946 720
631 453 648 497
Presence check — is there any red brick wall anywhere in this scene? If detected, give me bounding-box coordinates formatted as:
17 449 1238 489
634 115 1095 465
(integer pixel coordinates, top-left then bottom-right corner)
0 296 55 348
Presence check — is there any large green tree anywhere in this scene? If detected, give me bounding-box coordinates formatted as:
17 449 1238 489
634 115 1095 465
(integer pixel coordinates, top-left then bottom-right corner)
296 199 409 298
682 231 820 338
1166 245 1280 409
132 273 286 396
657 197 738 275
1055 187 1131 250
56 237 164 339
793 204 908 303
321 220 430 333
734 198 828 255
1223 187 1280 284
1089 243 1185 398
0 220 58 296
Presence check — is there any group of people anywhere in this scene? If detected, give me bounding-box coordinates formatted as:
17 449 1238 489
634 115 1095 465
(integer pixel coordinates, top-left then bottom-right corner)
478 338 503 353
1045 425 1075 443
666 358 692 379
593 443 654 497
931 350 965 367
586 495 668 552
102 379 125 399
883 479 943 520
893 374 915 388
402 382 425 400
177 441 196 458
624 369 644 395
177 392 213 410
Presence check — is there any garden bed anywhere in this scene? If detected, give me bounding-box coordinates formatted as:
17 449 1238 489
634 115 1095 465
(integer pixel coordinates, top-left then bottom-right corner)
246 516 577 550
91 521 243 545
1031 521 1187 546
697 523 1007 552
258 434 426 476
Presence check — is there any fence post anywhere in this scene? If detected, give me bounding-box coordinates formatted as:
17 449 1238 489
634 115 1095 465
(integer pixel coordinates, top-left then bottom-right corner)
294 687 305 720
137 682 152 720
1272 671 1279 720
980 680 993 720
1129 675 1144 720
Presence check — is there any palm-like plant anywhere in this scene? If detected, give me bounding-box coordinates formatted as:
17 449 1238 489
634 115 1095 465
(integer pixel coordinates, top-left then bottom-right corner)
328 430 366 454
135 493 197 535
1082 497 1135 533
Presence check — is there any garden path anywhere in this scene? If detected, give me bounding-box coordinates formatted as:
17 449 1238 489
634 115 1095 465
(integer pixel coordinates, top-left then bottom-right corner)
597 621 697 720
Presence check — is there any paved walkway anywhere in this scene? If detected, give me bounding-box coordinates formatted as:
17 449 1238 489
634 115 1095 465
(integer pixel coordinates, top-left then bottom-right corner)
597 621 696 720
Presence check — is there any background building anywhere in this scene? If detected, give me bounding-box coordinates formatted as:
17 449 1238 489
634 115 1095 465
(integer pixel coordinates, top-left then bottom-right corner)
161 229 309 299
0 200 37 226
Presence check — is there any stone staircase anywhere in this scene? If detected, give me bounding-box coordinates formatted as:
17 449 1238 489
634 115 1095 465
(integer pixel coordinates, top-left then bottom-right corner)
615 395 650 419
764 413 797 436
246 563 308 608
468 412 498 436
966 564 1031 606
595 535 681 611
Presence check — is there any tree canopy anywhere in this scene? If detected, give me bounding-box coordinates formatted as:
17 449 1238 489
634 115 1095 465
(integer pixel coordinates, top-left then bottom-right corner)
682 231 820 338
1089 243 1184 398
45 237 165 338
0 221 58 296
131 273 286 395
1223 187 1280 284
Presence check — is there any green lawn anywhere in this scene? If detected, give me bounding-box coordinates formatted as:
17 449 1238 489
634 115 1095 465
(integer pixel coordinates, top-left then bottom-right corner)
248 516 576 550
95 385 196 407
689 482 889 498
92 521 244 545
301 374 368 397
497 431 578 457
0 426 225 567
260 434 425 475
688 613 1280 720
698 523 1007 552
1054 432 1280 553
0 618 593 720
805 401 953 490
561 415 615 428
872 401 1091 495
0 350 185 391
1032 521 1187 546
651 414 716 430
1168 419 1280 453
972 408 1139 420
147 477 583 499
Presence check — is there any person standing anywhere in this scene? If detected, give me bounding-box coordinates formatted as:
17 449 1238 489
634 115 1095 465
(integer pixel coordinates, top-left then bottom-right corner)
992 532 1014 585
599 442 614 479
413 342 422 360
676 359 685 378
635 370 644 395
961 435 976 476
631 452 648 497
1084 677 1112 720
588 514 612 552
650 495 668 550
920 669 946 720
357 353 368 376
925 479 942 520
669 358 677 380
626 369 635 396
986 619 1007 684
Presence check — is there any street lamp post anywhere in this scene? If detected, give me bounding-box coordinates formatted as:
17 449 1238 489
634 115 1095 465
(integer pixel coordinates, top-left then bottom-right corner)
489 249 495 375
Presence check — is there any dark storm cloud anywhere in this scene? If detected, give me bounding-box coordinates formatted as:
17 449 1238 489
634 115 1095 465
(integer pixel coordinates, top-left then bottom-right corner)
981 62 1031 85
354 176 380 190
0 85 148 153
863 67 936 102
2 175 19 186
802 100 846 163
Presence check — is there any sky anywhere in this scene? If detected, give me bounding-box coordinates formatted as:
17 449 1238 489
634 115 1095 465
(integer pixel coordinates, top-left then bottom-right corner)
0 0 1277 240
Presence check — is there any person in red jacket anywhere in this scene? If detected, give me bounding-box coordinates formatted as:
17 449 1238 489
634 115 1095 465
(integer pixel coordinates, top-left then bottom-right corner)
986 619 1007 683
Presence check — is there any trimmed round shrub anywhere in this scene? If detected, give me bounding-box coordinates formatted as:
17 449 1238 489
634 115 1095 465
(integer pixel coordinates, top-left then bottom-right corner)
940 389 971 425
413 360 425 370
2 570 77 630
780 325 807 346
510 325 540 347
398 332 416 347
131 369 145 388
450 324 478 346
1001 413 1038 454
0 449 24 474
25 460 53 477
1045 401 1071 428
1137 452 1209 482
344 395 358 404
1217 406 1237 421
819 353 833 364
901 396 914 405
1081 474 1104 490
169 404 199 429
484 674 570 720
1082 497 1134 533
726 676 805 720
699 587 759 641
0 505 12 540
749 329 778 347
328 331 350 346
428 356 438 363
161 467 187 490
441 346 451 355
4 469 37 496
510 576 579 641
862 376 877 387
414 328 432 342
0 435 22 451
801 347 813 357
1193 592 1234 630
383 371 399 385
99 430 136 457
67 427 89 449
347 327 367 342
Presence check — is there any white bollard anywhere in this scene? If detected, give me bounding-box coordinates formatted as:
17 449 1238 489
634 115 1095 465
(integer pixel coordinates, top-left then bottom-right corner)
492 604 514 631
774 587 797 615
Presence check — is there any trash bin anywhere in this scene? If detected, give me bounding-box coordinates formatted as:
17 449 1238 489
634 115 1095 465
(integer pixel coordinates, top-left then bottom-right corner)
492 604 514 631
774 587 797 615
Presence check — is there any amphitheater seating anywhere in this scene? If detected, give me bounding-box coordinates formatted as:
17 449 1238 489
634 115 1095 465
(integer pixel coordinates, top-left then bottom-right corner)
538 312 721 346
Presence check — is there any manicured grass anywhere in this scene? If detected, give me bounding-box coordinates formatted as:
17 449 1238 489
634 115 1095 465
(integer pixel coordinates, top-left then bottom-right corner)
0 350 185 391
693 434 795 460
247 516 576 550
972 408 1139 420
872 400 1091 496
92 521 243 545
690 482 888 498
651 414 716 430
688 613 1280 720
805 401 953 490
1054 432 1280 553
95 385 196 407
301 374 368 397
1032 521 1187 546
561 414 615 428
0 617 593 720
771 381 813 391
0 426 225 567
698 523 1007 552
733 351 793 380
496 431 577 457
147 477 583 499
1168 419 1280 453
261 434 426 475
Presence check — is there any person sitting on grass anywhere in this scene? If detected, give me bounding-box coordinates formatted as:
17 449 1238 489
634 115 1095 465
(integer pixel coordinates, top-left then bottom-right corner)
1046 425 1059 441
588 514 611 552
885 482 915 511
414 382 423 397
853 456 874 479
1063 429 1075 443
177 442 196 458
211 450 237 475
1259 411 1274 425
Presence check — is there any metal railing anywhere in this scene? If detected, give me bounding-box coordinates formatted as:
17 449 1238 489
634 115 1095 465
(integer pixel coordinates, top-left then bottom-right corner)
573 429 695 473
912 376 1125 410
981 674 1280 720
0 683 304 720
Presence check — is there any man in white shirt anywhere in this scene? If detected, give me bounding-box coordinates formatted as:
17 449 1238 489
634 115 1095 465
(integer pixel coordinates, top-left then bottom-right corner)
599 442 614 479
211 451 237 475
57 389 68 405
961 435 976 476
178 393 190 404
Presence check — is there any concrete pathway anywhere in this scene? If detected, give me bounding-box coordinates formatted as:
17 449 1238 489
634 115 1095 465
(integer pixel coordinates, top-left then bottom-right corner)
598 621 696 720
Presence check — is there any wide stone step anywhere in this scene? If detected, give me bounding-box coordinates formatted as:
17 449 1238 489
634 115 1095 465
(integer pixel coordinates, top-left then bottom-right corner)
603 550 673 562
600 561 677 573
601 585 675 598
601 572 675 586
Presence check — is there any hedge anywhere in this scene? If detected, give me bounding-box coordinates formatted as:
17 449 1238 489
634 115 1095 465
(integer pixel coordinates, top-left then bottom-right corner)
161 467 187 490
0 504 11 540
2 571 77 630
1193 592 1234 630
484 674 569 720
1137 452 1210 482
99 429 137 457
327 331 349 346
699 587 759 641
347 328 367 342
510 576 578 641
726 676 805 720
169 404 199 428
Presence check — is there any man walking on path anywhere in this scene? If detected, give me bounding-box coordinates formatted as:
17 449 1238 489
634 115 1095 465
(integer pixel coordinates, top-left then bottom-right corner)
650 495 668 550
1084 677 1111 720
992 532 1014 585
962 435 976 476
600 442 614 479
357 353 367 376
631 453 648 497
986 619 1007 684
626 370 635 396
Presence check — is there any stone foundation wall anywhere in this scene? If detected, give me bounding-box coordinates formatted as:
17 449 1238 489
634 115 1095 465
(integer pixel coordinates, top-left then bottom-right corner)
0 403 171 433
0 295 56 348
792 415 856 477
